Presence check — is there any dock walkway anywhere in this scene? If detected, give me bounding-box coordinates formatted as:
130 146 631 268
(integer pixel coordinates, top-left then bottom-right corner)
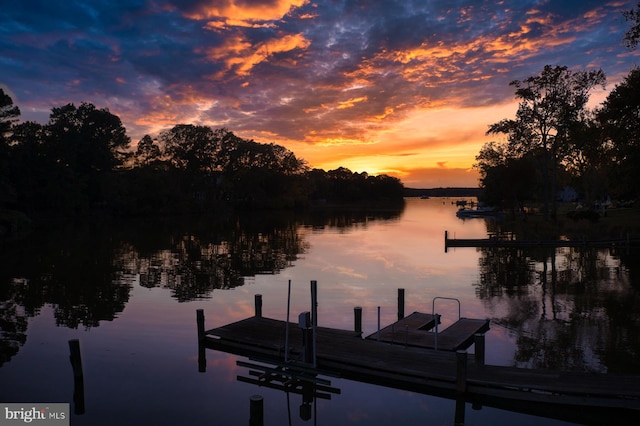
201 313 640 414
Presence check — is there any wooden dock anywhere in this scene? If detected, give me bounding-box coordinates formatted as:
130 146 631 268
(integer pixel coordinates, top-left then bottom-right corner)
199 313 640 420
444 230 635 251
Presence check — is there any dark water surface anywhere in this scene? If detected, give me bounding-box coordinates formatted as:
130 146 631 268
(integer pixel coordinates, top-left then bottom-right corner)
1 198 638 425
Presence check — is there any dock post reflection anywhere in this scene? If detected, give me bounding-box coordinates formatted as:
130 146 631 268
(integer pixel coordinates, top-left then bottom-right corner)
454 397 466 426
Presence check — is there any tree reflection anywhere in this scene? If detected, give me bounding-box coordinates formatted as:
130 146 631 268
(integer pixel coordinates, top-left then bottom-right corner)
0 206 404 362
114 208 401 301
0 279 28 367
475 245 640 372
114 216 308 301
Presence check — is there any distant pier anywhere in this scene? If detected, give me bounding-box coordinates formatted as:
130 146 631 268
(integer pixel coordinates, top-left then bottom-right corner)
444 230 634 252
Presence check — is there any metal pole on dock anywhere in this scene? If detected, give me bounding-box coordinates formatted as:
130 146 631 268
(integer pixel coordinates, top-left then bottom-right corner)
255 294 263 317
434 314 440 350
310 280 318 368
68 339 85 415
474 333 485 366
197 309 206 372
377 306 381 341
456 350 467 394
397 288 405 320
354 307 362 336
249 395 264 426
285 280 291 363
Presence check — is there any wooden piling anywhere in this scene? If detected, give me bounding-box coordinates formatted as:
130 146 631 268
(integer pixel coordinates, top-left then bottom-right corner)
397 288 405 320
299 312 313 364
69 339 83 380
354 307 362 335
456 350 467 394
445 230 449 253
196 309 205 342
474 333 485 366
249 395 264 426
255 294 263 317
197 309 207 372
68 339 85 415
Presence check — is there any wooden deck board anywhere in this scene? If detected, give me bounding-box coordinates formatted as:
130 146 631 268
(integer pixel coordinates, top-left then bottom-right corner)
366 316 490 350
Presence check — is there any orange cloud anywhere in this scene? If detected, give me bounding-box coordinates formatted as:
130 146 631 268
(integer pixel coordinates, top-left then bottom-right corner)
184 0 309 26
204 32 310 76
336 96 368 109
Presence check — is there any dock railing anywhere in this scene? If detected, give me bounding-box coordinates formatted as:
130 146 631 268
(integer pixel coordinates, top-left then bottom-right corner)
432 297 460 350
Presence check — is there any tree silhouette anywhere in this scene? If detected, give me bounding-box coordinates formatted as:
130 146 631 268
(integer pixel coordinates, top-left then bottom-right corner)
597 67 640 199
624 2 640 49
487 65 605 219
0 89 20 208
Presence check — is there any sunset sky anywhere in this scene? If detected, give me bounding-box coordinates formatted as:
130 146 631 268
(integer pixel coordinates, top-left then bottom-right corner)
2 1 639 188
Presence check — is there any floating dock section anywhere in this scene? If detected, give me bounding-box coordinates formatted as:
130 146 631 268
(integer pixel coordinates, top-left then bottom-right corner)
197 289 640 423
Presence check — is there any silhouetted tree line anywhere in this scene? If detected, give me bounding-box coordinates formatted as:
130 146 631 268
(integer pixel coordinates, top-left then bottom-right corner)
475 65 640 219
0 95 404 222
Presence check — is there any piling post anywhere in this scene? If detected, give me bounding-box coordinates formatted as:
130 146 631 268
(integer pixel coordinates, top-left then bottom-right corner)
445 230 449 253
197 309 205 342
397 288 405 320
474 333 485 366
249 395 264 426
299 312 313 364
456 350 467 394
197 309 206 372
68 339 85 414
255 294 263 317
354 307 363 336
377 306 381 341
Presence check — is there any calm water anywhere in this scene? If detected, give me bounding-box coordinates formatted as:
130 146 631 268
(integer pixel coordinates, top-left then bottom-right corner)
1 198 638 425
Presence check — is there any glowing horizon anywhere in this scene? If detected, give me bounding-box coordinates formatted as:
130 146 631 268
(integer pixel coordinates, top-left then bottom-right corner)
2 0 638 188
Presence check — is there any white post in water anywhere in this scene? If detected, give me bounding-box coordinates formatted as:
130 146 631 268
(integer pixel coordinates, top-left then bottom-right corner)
311 280 318 368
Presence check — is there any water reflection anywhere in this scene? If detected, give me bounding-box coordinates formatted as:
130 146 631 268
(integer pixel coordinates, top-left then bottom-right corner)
475 244 640 373
0 207 403 365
